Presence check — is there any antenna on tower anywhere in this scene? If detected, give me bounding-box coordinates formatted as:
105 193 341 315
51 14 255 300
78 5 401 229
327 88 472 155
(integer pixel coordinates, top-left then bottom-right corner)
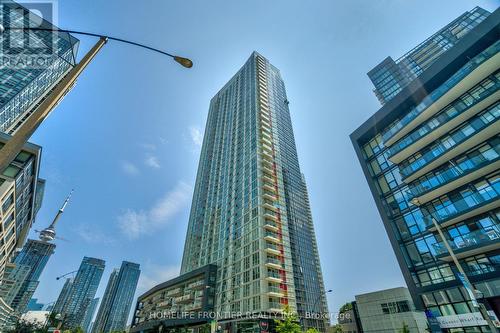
37 189 74 242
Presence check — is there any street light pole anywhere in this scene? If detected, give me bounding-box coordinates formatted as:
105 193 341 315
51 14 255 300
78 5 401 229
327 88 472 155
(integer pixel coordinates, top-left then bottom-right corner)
412 198 498 332
0 26 192 173
0 36 106 173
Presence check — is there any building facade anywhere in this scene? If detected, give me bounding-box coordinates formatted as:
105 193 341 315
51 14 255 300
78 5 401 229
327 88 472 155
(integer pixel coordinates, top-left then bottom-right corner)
82 298 99 333
337 302 362 333
351 7 500 332
0 134 42 279
130 264 217 332
368 7 490 105
355 287 428 333
0 0 79 134
8 239 55 314
52 277 73 316
180 52 328 332
60 257 105 329
92 261 140 333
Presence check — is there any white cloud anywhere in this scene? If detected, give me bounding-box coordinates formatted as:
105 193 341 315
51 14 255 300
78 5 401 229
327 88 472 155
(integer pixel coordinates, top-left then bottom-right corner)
189 126 203 148
121 161 139 175
117 182 192 239
145 155 161 169
137 264 180 295
77 225 115 245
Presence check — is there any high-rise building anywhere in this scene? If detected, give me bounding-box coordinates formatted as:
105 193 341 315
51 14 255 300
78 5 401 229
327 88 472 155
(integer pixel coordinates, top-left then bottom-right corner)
351 7 500 331
5 191 72 315
8 239 55 314
368 7 490 105
60 257 105 329
180 52 328 332
92 261 140 333
0 0 79 135
0 134 42 278
52 277 73 316
82 298 99 333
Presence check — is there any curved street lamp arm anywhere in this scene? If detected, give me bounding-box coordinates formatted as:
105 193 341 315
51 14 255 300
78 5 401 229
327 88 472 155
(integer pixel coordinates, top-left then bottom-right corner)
0 26 193 67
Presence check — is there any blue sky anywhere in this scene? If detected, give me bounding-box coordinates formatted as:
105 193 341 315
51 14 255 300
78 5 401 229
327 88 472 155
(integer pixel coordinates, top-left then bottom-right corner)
30 0 499 323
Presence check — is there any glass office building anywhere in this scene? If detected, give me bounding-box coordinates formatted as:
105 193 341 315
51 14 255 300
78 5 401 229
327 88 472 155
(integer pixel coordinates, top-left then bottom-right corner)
82 297 99 333
0 0 79 134
351 7 500 331
52 277 73 315
368 7 490 105
181 52 328 332
59 257 105 329
92 261 140 333
8 239 55 314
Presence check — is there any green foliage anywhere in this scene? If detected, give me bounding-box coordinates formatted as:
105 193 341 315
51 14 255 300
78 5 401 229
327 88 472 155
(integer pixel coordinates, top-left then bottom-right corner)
5 318 48 333
329 324 343 333
305 328 320 333
274 305 302 333
198 323 211 333
338 302 352 314
399 322 410 333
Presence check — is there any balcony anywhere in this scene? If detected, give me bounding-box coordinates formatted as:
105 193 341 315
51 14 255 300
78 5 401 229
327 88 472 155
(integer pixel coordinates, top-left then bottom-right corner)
266 271 283 283
262 158 274 170
263 201 279 212
166 287 183 297
264 211 278 222
387 76 500 163
265 242 281 255
263 191 277 201
408 142 500 204
264 220 280 232
187 280 206 290
264 231 281 243
265 257 284 270
432 228 500 262
425 189 500 231
185 302 202 312
174 294 193 304
383 41 500 146
399 102 500 182
262 182 275 192
267 286 285 297
268 302 283 312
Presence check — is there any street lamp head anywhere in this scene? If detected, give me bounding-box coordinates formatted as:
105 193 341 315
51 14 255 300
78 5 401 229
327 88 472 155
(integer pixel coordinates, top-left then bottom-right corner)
327 289 333 293
174 56 193 68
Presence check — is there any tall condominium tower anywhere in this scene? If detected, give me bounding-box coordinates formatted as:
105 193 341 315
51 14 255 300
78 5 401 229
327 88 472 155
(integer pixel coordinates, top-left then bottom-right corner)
368 7 490 105
82 297 99 333
351 7 500 332
92 261 140 333
8 239 54 314
0 0 79 134
5 191 72 315
181 52 328 332
60 257 105 329
52 277 73 316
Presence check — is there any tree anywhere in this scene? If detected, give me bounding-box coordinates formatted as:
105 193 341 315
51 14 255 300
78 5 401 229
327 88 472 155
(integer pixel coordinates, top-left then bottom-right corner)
305 328 320 333
399 322 410 333
274 305 302 333
329 324 343 333
338 303 352 314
